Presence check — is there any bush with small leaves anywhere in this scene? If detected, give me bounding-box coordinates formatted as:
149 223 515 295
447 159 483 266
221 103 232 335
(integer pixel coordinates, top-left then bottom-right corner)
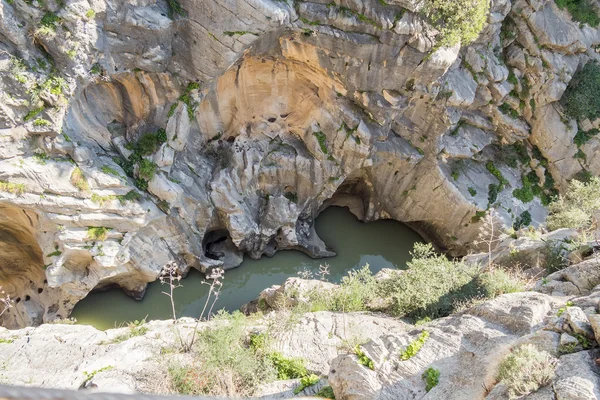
422 367 440 392
354 346 375 370
294 374 320 394
70 167 89 191
497 344 557 399
546 176 600 231
399 330 429 360
423 0 490 48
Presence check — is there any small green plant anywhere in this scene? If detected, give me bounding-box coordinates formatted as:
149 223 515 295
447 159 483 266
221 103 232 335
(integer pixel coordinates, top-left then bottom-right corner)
167 0 187 18
268 351 307 379
138 159 158 181
117 190 142 204
468 187 477 196
557 300 574 317
24 107 45 122
555 0 599 27
486 162 508 188
91 193 117 206
179 82 200 120
422 0 489 47
0 338 14 344
399 330 430 360
353 346 375 370
70 167 89 191
101 165 122 178
82 366 114 385
573 128 599 147
167 102 178 118
284 192 298 203
496 344 557 399
0 180 26 195
33 118 51 127
422 367 440 391
85 9 96 19
104 320 148 344
294 374 320 394
33 152 49 164
316 386 335 398
499 103 520 119
90 63 102 75
513 211 532 230
86 226 111 241
313 131 328 154
41 12 61 30
561 61 600 120
547 177 600 231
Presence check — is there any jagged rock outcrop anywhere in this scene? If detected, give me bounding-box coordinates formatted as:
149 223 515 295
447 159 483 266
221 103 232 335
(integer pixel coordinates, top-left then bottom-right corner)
1 0 599 327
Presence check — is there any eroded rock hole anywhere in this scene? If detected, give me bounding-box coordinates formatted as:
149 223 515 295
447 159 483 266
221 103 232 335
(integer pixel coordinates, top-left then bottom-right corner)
203 229 231 260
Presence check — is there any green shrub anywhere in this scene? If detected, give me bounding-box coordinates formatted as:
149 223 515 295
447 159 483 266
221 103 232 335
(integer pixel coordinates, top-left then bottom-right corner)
468 187 477 196
399 330 429 360
555 0 600 27
316 386 335 398
117 190 141 204
496 344 557 399
138 159 158 181
573 128 599 147
294 374 320 394
477 268 526 297
546 176 600 230
101 165 121 177
135 178 149 191
170 312 277 396
488 183 500 205
513 210 532 230
87 226 111 241
24 106 44 122
41 12 60 30
486 162 508 188
379 243 479 319
70 167 89 191
167 0 187 19
423 0 490 47
313 131 328 154
499 103 520 119
267 352 307 379
91 193 117 206
561 61 600 121
379 243 525 319
306 266 378 313
422 367 440 392
513 183 535 203
33 118 51 127
136 132 165 156
353 346 375 370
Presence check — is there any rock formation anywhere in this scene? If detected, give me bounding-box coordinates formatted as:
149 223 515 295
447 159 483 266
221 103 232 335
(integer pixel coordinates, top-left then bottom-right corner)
0 0 599 327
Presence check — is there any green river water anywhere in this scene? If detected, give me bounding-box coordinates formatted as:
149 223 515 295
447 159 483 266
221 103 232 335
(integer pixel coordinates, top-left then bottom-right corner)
71 207 423 330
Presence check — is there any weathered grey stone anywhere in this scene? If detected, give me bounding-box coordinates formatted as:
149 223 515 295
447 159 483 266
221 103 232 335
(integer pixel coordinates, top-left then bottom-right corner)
553 351 600 400
564 306 595 339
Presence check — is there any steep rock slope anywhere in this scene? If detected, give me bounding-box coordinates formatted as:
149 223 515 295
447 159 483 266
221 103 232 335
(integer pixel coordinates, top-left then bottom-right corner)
0 0 599 327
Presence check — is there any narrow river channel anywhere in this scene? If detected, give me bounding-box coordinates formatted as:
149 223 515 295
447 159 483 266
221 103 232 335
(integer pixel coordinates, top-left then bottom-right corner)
72 207 423 329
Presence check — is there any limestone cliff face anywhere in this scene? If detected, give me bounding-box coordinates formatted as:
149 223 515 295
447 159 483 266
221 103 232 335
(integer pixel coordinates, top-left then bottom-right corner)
0 0 598 327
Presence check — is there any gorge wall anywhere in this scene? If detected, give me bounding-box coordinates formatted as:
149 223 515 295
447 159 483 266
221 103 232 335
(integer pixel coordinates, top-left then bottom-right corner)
0 0 599 328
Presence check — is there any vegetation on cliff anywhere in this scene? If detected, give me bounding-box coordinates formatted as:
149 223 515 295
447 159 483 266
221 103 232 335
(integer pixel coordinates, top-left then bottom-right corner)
424 0 490 47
